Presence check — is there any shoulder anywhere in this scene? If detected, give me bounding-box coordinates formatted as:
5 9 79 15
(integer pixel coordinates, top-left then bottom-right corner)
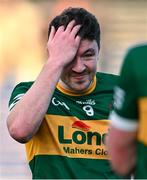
121 43 147 76
10 81 34 100
13 81 34 91
95 72 118 91
9 81 34 110
96 72 118 82
125 43 147 62
128 43 147 53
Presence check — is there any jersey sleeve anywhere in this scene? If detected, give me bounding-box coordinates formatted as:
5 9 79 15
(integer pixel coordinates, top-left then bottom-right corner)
8 82 33 111
110 48 139 131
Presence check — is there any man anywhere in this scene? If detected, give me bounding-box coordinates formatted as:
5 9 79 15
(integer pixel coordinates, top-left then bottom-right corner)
107 43 147 178
7 7 126 179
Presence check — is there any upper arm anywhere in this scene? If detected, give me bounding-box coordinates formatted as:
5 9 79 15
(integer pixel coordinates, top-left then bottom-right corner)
8 82 33 111
7 82 33 142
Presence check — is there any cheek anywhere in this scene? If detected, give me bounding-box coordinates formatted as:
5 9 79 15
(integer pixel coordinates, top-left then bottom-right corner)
60 67 71 80
87 61 97 73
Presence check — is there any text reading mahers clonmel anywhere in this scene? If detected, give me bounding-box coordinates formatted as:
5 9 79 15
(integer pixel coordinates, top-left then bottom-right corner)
58 126 108 157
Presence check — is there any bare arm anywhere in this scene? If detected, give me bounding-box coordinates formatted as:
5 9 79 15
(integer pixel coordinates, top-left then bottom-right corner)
7 21 81 143
107 125 137 176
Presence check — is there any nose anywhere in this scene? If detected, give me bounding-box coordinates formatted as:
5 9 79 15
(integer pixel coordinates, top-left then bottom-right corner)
72 57 86 73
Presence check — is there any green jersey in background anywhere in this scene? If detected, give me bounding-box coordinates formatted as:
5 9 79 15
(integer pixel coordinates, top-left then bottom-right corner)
110 44 147 179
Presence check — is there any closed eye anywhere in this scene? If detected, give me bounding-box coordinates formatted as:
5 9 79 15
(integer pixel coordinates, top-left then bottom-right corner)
84 53 94 57
82 52 95 60
82 48 95 58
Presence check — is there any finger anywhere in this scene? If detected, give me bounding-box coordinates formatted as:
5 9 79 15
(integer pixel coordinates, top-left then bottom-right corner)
71 24 82 38
55 25 65 34
65 20 75 33
75 35 81 44
48 26 55 43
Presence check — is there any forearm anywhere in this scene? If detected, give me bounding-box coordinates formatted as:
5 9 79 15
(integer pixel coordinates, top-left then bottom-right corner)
109 140 136 176
7 60 63 143
7 22 81 143
107 126 136 176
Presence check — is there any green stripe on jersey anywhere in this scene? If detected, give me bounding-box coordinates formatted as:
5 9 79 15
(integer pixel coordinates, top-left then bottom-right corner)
30 155 128 179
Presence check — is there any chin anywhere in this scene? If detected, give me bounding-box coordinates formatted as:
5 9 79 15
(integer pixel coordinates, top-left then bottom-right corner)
73 87 86 92
71 82 90 92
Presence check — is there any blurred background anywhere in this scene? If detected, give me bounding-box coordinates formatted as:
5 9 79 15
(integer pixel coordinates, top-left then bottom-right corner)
0 0 147 179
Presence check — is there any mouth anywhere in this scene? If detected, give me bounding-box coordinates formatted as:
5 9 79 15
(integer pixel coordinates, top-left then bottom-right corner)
71 73 88 78
72 74 88 81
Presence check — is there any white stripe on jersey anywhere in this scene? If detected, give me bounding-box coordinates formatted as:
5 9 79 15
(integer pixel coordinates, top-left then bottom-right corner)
109 111 138 132
9 93 25 111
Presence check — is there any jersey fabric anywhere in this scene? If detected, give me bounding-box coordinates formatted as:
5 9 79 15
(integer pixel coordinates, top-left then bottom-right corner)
109 44 147 179
9 72 127 179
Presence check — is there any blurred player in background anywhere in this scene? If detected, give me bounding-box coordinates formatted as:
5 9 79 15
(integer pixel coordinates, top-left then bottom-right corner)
7 7 128 179
107 43 147 178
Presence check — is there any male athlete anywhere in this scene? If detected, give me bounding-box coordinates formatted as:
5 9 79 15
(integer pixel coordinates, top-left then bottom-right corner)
107 43 147 178
7 7 127 179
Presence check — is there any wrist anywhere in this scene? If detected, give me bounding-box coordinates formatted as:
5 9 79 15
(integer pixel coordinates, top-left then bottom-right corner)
46 57 65 70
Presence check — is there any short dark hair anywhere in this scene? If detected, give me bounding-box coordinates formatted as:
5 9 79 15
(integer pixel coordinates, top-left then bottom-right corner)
48 7 100 49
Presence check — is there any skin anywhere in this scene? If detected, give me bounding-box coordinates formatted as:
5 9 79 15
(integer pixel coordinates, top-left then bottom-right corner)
60 39 99 93
107 125 137 176
7 20 99 143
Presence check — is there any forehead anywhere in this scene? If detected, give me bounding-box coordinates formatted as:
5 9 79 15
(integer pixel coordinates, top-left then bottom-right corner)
77 39 98 54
